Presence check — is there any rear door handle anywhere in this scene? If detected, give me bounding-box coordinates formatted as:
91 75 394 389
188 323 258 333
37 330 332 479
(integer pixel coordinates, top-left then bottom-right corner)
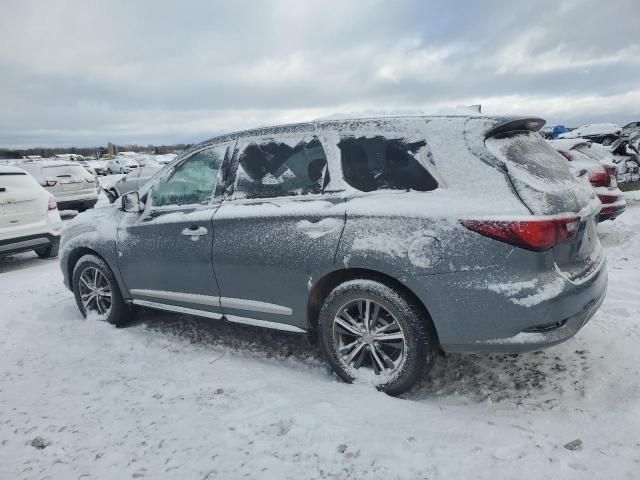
181 226 208 237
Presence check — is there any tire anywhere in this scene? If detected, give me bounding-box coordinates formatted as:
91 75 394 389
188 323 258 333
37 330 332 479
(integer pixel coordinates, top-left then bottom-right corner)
107 168 112 175
34 239 59 259
106 189 118 203
602 136 616 146
72 254 130 327
318 279 438 395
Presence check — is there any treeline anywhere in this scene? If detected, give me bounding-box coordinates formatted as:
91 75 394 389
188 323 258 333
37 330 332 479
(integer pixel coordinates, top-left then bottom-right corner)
0 143 191 159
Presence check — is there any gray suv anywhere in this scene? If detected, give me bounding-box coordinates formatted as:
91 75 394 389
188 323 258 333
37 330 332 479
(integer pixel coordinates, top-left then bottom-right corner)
60 115 607 394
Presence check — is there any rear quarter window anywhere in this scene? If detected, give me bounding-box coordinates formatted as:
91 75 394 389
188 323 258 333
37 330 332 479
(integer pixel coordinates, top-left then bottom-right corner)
338 136 437 192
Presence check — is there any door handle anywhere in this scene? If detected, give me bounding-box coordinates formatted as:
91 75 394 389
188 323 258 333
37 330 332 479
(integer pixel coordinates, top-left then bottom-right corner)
296 218 340 238
181 226 208 238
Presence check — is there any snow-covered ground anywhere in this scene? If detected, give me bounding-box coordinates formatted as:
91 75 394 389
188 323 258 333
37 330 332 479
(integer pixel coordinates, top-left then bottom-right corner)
1 201 639 479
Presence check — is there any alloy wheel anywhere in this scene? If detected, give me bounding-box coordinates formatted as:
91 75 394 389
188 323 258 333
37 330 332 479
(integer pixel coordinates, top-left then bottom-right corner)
332 299 406 376
78 266 112 316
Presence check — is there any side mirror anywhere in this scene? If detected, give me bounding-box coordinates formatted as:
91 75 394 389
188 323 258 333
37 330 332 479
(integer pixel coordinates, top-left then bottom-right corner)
121 191 142 213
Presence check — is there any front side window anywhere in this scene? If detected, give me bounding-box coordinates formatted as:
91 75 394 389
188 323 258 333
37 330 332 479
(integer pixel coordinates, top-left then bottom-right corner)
232 138 328 199
338 136 438 192
151 146 225 207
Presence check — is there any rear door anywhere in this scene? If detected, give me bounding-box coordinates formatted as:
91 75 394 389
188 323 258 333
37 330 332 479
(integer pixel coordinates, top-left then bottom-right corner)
117 142 234 316
211 133 345 331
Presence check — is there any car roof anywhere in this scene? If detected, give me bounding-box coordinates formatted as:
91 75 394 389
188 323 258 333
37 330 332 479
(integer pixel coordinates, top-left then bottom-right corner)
548 139 591 151
183 114 543 158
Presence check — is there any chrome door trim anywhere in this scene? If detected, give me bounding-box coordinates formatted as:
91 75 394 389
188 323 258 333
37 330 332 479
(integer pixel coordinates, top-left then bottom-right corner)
219 297 293 316
129 289 293 316
132 299 223 320
225 314 305 333
130 289 221 307
130 300 305 333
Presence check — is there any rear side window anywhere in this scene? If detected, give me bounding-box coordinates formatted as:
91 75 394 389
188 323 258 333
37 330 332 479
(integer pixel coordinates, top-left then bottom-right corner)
338 137 437 192
232 138 328 199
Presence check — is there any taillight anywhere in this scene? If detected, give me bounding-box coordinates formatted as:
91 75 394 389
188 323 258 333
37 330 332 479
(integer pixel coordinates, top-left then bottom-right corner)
40 180 57 187
598 193 621 204
461 216 580 252
48 197 57 210
588 171 608 187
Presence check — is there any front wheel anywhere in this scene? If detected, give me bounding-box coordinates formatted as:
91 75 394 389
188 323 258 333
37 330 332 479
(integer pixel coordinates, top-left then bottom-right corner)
72 254 130 327
318 279 438 395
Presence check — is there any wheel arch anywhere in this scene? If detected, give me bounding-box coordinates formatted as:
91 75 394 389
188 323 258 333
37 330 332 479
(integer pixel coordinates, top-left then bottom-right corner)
307 267 436 343
66 246 129 301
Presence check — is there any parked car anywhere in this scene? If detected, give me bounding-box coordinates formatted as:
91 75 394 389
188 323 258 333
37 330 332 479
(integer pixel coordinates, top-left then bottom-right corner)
621 121 640 138
106 158 139 174
558 123 621 145
592 139 640 185
81 159 108 176
548 139 626 221
20 161 99 212
0 165 62 258
60 115 606 395
103 166 162 203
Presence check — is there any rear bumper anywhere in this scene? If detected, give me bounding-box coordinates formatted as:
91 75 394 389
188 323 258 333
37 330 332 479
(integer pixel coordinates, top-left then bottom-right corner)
57 198 98 210
411 254 608 354
0 233 60 257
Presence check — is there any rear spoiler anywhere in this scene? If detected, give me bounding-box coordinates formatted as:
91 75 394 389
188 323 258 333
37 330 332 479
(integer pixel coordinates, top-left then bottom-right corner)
485 118 546 138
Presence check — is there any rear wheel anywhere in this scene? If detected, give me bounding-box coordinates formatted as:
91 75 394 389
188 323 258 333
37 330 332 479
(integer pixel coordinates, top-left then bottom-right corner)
34 240 59 259
318 279 438 395
72 254 130 327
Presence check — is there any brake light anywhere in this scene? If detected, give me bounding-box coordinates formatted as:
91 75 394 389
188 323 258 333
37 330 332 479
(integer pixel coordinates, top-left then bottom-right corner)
40 180 57 187
598 193 620 204
461 216 580 251
588 171 608 187
48 197 57 210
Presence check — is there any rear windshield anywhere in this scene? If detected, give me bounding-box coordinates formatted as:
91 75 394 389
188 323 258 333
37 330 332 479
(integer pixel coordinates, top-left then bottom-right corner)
339 136 437 192
43 165 92 179
486 130 595 215
486 131 575 182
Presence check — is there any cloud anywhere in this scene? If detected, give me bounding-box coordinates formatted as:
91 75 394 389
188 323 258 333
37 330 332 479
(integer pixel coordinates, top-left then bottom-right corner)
0 0 638 147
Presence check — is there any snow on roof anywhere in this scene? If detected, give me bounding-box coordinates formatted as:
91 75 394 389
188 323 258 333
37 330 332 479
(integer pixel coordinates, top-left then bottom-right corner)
315 106 488 121
559 123 621 138
0 165 29 174
547 139 591 151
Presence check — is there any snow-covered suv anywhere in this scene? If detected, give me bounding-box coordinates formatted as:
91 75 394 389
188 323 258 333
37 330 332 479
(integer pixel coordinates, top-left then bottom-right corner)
0 166 63 258
60 115 607 394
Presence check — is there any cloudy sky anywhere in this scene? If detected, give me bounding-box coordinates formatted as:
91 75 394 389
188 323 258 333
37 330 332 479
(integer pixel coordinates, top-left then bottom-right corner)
1 0 639 148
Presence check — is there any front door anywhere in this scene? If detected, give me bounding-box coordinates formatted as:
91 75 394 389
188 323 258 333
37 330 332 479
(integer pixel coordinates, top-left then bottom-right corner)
117 142 234 316
212 134 345 330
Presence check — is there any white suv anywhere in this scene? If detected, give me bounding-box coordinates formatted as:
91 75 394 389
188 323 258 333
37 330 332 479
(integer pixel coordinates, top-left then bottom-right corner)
0 166 63 258
20 161 99 212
